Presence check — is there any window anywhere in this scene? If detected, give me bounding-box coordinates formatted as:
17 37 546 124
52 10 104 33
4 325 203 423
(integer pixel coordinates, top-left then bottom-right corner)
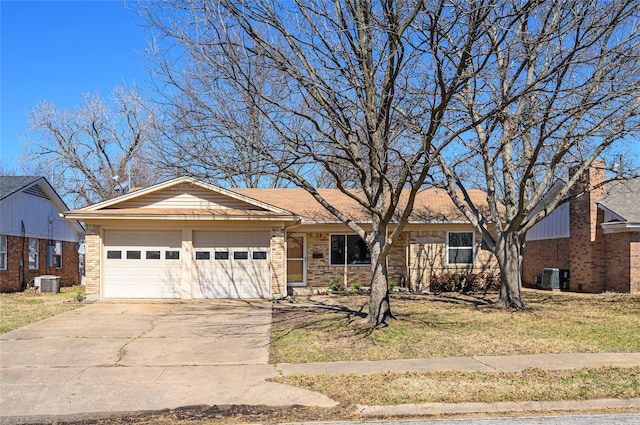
196 251 210 260
253 251 267 260
0 235 6 270
447 231 474 265
126 250 141 260
107 250 122 259
53 241 62 268
29 238 39 270
234 251 248 260
330 235 371 266
214 251 229 260
165 251 180 260
146 251 161 260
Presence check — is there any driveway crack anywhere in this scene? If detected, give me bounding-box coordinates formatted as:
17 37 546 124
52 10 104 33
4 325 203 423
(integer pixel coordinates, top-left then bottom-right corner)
114 317 157 366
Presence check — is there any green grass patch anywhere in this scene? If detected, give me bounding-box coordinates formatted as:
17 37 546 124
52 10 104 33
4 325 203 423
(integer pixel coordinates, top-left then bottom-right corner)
271 366 640 405
270 291 640 363
0 286 86 334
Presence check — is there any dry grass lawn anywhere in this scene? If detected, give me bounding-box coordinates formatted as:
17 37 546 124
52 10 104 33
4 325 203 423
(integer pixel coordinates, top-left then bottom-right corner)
270 290 640 363
272 366 640 405
0 286 85 334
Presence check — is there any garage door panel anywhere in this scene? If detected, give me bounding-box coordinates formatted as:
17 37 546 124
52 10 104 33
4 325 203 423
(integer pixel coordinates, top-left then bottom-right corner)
192 231 270 299
103 230 271 300
103 231 182 299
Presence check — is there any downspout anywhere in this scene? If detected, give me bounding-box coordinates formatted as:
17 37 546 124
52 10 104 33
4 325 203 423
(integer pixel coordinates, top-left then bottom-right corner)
20 220 26 290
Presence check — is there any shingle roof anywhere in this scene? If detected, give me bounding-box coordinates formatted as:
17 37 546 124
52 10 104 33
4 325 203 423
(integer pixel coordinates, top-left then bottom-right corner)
0 176 42 201
232 188 489 223
597 178 640 222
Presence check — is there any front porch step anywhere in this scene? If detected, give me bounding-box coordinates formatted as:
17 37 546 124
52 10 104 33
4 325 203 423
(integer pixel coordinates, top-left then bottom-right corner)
288 286 329 296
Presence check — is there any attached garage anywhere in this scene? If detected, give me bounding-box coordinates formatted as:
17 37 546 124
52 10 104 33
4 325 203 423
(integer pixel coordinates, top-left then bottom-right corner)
64 177 298 301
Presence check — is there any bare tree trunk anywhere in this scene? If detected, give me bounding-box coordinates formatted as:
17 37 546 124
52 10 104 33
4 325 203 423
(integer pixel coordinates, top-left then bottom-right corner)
367 225 393 325
495 233 527 309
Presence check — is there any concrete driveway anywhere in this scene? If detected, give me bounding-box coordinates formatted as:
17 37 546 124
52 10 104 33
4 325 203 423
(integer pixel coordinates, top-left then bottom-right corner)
0 300 335 422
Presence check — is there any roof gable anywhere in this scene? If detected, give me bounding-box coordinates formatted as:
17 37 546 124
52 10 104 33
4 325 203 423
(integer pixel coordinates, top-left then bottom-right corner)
0 176 42 201
0 176 84 236
597 177 640 222
81 177 291 214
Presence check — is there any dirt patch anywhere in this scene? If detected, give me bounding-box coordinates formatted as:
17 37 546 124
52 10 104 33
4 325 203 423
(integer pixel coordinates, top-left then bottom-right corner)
30 403 640 424
48 404 360 425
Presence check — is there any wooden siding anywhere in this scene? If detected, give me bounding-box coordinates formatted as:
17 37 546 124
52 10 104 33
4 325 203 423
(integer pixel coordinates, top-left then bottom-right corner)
0 191 82 242
112 184 262 210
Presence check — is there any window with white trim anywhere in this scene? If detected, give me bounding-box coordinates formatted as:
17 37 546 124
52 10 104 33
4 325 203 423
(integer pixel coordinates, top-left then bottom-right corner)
330 235 371 266
54 241 63 269
29 238 39 270
0 235 7 270
447 231 474 265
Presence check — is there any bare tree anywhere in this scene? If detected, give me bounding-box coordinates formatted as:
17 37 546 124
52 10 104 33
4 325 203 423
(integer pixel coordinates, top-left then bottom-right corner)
434 0 640 308
24 86 161 208
148 40 302 188
141 0 530 325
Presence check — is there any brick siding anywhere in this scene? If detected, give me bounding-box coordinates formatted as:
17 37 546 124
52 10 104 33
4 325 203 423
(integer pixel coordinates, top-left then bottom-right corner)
522 161 639 293
0 235 80 292
521 238 571 287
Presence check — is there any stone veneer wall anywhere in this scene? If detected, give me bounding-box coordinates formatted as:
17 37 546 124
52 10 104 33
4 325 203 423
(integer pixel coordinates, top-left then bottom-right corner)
304 232 407 288
83 225 101 298
270 226 286 296
408 229 498 290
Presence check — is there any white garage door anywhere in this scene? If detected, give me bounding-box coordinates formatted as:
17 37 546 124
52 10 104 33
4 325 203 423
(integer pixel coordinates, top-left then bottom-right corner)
193 231 270 299
103 231 182 298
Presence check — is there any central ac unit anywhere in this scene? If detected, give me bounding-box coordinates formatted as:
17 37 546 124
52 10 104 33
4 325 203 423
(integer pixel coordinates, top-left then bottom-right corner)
38 275 61 293
542 268 560 289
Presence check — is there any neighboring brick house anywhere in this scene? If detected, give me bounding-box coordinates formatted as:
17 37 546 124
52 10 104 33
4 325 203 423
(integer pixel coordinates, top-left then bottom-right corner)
522 165 640 293
63 177 499 300
0 176 84 292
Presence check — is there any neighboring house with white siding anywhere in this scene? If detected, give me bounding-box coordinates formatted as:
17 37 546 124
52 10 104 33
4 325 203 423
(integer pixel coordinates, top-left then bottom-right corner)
0 176 84 292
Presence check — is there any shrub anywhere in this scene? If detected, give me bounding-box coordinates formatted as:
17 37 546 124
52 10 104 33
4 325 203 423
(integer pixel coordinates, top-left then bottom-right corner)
388 280 398 291
429 272 501 294
329 277 346 292
352 282 362 291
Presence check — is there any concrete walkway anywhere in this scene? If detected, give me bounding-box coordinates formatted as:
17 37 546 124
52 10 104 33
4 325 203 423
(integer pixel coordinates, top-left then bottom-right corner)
276 352 640 375
1 301 639 423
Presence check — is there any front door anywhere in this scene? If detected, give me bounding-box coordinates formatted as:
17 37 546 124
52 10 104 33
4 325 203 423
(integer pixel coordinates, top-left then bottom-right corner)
286 234 306 287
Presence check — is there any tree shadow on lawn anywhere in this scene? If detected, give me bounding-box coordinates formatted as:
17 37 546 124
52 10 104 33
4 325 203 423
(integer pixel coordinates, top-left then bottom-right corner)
272 293 499 342
271 298 370 341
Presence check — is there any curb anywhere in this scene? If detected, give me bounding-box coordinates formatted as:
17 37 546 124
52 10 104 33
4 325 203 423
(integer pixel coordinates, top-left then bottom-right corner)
357 398 640 417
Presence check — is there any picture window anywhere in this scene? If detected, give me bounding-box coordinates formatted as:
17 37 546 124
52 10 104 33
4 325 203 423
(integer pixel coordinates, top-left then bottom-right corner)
447 231 474 265
330 235 370 266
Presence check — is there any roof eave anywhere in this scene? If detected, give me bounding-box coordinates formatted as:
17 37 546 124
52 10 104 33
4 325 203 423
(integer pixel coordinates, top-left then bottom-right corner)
600 221 640 234
62 212 300 222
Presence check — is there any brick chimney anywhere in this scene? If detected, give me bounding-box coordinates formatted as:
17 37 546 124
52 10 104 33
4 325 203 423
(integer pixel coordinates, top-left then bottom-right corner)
568 161 606 292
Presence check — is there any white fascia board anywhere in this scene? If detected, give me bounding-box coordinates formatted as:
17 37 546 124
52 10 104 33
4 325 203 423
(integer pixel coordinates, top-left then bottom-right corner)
600 222 640 234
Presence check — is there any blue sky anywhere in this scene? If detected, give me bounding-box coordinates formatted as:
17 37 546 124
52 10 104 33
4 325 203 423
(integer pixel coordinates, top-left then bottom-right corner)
1 0 148 170
1 1 638 173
